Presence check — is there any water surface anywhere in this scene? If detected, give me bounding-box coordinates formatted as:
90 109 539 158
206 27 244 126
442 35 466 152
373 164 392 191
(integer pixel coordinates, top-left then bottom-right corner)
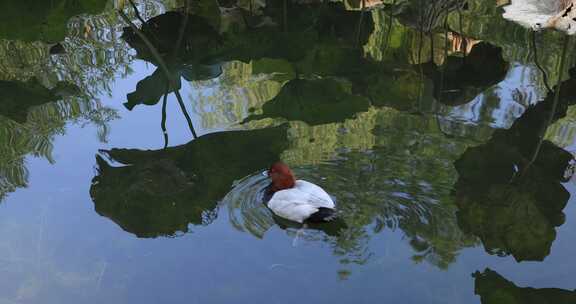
0 0 575 303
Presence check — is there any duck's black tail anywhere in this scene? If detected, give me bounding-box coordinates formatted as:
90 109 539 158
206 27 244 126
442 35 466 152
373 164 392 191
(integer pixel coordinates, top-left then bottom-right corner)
306 208 347 236
308 207 337 223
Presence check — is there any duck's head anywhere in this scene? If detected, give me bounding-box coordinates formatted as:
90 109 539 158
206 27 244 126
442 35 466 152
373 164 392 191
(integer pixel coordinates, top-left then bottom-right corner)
268 162 296 192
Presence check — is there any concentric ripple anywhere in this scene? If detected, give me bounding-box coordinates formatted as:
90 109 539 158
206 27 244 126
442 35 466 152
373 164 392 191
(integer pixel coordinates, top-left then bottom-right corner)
222 171 276 239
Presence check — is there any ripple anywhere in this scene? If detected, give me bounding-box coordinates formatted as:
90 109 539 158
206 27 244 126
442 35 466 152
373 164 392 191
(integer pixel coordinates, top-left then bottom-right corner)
222 172 275 239
220 160 453 266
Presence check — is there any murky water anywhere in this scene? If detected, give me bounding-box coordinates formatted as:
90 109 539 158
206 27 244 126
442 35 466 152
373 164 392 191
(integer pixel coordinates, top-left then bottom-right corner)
0 0 575 303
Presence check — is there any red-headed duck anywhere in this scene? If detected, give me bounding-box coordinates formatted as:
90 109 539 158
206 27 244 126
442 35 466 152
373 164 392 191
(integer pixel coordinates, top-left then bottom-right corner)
266 162 336 223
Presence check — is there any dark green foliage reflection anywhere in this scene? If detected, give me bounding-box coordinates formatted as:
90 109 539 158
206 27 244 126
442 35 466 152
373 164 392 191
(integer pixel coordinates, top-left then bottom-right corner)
474 269 576 304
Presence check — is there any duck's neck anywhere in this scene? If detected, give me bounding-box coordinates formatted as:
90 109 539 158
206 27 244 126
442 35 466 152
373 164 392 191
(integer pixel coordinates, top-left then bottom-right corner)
270 176 296 192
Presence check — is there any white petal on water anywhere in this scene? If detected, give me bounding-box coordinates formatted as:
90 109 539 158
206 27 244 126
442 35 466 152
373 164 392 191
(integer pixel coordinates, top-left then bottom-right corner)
502 0 576 35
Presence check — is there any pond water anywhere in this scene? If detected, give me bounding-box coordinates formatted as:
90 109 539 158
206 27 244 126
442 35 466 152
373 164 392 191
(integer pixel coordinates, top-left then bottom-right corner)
1 0 575 303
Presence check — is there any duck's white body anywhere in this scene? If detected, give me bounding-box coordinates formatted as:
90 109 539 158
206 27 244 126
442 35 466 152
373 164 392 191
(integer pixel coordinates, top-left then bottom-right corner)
267 180 335 223
502 0 576 35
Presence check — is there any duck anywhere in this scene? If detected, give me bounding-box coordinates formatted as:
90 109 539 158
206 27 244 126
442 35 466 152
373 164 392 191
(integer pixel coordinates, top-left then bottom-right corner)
265 162 336 224
502 0 576 35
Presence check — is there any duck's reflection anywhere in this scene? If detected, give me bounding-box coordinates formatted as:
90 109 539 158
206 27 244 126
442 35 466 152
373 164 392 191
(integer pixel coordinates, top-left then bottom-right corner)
454 67 576 261
474 268 576 304
90 125 288 238
221 168 366 264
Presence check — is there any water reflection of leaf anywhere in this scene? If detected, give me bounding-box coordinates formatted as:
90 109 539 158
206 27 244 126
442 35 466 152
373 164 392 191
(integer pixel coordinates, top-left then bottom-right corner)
0 0 107 42
473 268 576 304
451 0 567 78
234 107 480 268
0 79 79 123
124 68 181 110
190 61 285 130
303 146 476 269
90 125 289 238
0 97 115 201
383 0 467 33
243 78 371 126
122 1 374 83
122 11 223 66
418 42 510 106
454 68 576 262
125 64 224 110
0 0 130 201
